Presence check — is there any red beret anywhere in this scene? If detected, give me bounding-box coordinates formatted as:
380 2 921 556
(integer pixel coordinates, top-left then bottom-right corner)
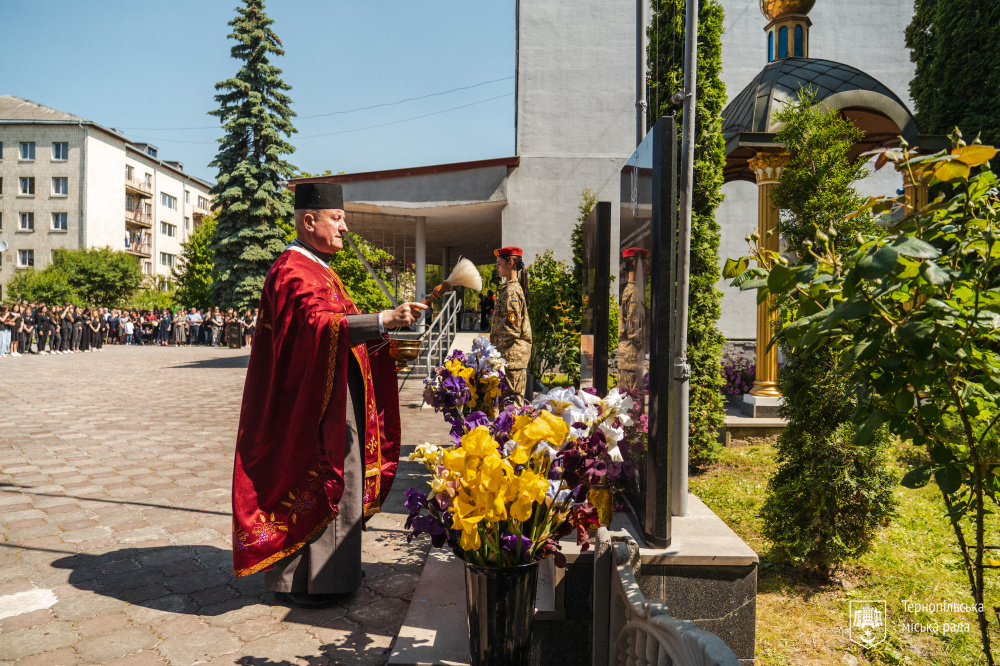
622 247 649 258
494 246 523 258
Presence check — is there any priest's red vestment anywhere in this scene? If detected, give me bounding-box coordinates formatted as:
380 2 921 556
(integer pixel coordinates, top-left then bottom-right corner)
231 249 400 576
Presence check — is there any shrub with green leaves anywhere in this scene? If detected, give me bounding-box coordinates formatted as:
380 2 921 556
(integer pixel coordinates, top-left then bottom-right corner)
736 90 898 578
527 251 580 382
728 135 1000 662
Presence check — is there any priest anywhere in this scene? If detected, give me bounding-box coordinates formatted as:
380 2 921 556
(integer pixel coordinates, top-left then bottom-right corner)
232 182 427 609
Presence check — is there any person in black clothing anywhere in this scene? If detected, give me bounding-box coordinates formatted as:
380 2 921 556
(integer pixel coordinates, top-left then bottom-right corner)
71 306 84 352
98 308 109 349
21 306 35 354
60 303 74 353
35 306 52 354
479 290 494 331
50 305 63 353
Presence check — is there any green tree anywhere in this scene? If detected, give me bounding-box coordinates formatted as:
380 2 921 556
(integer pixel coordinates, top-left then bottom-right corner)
52 248 143 306
730 137 1000 663
647 0 727 467
5 267 77 305
330 232 393 314
173 216 217 310
209 0 297 311
126 276 177 311
527 251 580 382
906 0 1000 145
729 91 897 577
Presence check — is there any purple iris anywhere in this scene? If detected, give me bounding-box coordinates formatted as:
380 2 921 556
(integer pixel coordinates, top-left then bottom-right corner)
404 488 427 513
410 514 449 548
500 533 532 561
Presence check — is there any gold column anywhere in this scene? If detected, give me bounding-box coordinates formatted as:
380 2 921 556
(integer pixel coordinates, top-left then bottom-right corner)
748 152 789 398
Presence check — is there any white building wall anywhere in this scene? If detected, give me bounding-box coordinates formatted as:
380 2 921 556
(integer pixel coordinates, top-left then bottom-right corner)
714 0 917 340
84 131 127 251
153 168 186 279
505 0 642 263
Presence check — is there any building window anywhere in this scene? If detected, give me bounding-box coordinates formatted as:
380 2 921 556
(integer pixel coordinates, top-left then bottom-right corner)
778 26 788 59
768 31 774 62
52 177 69 195
126 165 134 181
160 252 176 268
0 177 3 195
184 216 190 230
52 142 69 160
19 142 35 160
0 141 3 159
144 173 152 188
160 221 177 237
0 212 3 229
52 212 68 231
144 202 152 216
143 261 152 275
198 195 209 209
184 190 190 204
19 177 35 195
126 196 135 212
18 249 34 267
794 25 804 57
147 146 157 158
161 192 177 210
19 212 35 231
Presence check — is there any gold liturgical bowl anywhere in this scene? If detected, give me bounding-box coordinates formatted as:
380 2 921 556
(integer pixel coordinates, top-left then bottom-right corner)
389 338 422 371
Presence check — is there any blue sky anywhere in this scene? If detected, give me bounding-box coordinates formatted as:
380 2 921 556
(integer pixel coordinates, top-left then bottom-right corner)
1 0 517 183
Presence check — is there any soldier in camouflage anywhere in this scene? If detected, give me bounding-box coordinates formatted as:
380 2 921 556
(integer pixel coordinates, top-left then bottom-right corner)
490 246 532 406
617 247 648 393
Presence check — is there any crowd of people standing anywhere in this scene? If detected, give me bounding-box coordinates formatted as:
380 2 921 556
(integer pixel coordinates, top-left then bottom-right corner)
0 302 258 357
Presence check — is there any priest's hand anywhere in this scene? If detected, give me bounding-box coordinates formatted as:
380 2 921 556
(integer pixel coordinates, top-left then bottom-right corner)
382 302 428 329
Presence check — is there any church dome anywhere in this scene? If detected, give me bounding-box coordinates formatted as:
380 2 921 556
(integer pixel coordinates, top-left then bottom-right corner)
760 0 815 21
721 57 918 139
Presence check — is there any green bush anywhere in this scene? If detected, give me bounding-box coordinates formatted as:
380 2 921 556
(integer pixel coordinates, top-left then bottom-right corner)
759 347 897 572
748 89 897 576
526 251 580 382
5 267 77 305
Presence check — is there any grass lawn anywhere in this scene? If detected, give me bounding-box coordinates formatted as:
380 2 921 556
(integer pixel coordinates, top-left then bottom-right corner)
689 440 1000 665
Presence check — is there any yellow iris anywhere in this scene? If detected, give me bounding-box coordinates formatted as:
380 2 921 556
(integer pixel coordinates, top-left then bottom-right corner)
508 410 569 465
509 469 549 521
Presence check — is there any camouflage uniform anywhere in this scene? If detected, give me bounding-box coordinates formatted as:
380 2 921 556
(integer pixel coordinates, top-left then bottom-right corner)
617 280 647 393
490 278 532 406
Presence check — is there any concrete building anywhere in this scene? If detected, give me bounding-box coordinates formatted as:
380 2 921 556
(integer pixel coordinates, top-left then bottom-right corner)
0 96 212 295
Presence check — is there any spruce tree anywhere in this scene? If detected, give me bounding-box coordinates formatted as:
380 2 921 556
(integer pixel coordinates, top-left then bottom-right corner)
647 0 727 468
906 0 1000 145
209 0 297 311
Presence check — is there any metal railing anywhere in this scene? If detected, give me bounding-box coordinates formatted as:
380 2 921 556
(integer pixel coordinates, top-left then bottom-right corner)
409 290 461 377
593 528 740 666
125 176 152 196
125 209 153 226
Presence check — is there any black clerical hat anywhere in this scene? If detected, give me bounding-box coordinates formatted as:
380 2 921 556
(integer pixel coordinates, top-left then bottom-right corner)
294 183 344 211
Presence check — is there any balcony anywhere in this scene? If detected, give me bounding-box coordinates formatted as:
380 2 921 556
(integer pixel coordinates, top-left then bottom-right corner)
125 176 152 197
193 201 212 219
125 208 153 228
125 235 151 258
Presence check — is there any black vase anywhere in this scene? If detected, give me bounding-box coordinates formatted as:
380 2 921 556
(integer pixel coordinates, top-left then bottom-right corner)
464 559 539 666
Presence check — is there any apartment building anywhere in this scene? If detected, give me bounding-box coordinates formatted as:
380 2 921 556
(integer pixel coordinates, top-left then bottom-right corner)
0 96 212 294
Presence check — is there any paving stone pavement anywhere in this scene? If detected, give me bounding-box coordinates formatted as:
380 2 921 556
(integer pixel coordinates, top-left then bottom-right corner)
0 345 450 666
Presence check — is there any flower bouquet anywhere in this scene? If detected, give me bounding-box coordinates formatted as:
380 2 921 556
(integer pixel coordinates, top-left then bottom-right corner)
405 384 635 665
422 336 509 442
